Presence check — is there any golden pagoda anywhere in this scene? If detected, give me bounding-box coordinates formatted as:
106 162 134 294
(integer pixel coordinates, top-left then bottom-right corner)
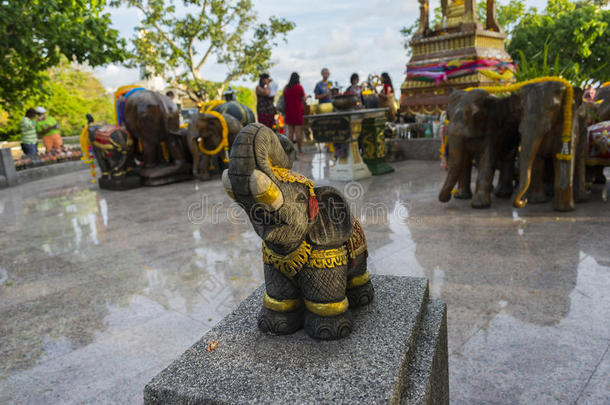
401 0 514 115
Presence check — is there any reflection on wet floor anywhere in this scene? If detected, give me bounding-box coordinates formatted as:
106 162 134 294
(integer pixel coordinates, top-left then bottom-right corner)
0 153 609 404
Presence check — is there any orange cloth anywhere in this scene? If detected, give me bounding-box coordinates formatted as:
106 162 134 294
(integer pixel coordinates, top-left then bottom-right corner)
43 134 63 151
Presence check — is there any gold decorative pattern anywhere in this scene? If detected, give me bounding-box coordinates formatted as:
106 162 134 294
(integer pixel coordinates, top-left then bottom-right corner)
263 292 303 312
270 164 316 200
347 270 371 289
308 246 349 269
262 240 312 279
304 297 349 317
253 180 281 206
346 219 367 260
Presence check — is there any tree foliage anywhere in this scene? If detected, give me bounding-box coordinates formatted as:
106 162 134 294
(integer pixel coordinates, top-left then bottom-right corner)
0 61 114 141
111 0 295 101
0 0 127 107
508 0 609 85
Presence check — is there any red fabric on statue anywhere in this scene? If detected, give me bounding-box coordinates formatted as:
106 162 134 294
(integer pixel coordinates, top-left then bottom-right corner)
284 84 305 126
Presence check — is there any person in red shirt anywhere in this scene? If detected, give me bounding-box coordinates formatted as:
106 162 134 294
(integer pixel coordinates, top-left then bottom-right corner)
283 72 306 153
379 72 397 122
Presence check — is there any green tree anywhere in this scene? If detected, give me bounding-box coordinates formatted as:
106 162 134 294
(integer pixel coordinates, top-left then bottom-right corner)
110 0 294 101
0 0 127 108
234 86 256 112
508 0 609 84
0 61 114 141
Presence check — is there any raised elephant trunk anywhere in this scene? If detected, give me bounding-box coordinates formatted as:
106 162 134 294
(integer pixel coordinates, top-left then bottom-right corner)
225 123 292 201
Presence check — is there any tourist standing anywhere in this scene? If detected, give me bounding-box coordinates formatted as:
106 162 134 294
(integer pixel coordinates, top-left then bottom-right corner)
314 68 332 103
345 73 363 108
284 72 306 153
379 72 397 122
20 108 38 156
256 73 276 129
35 107 63 153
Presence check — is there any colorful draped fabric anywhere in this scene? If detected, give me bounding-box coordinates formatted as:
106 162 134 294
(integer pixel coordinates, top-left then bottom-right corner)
114 85 146 125
407 59 515 85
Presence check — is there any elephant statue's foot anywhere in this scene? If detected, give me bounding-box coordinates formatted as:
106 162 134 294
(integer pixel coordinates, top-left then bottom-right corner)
195 171 211 181
257 306 304 335
304 309 353 340
140 162 192 179
471 192 491 209
574 186 591 203
527 190 548 204
593 174 607 185
454 189 473 199
494 186 513 198
347 280 375 308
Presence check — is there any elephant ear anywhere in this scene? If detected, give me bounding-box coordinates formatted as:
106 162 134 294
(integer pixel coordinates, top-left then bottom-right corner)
308 186 353 247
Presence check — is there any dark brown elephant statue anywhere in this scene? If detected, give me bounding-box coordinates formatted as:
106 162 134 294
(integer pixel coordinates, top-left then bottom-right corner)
123 90 191 184
572 86 610 199
187 110 295 181
187 112 243 180
87 123 142 190
439 89 519 208
222 123 374 340
512 81 582 211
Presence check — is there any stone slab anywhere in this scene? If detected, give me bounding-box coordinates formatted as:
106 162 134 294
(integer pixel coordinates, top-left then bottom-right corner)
144 275 440 405
402 298 449 405
16 160 88 186
0 148 17 186
385 138 441 161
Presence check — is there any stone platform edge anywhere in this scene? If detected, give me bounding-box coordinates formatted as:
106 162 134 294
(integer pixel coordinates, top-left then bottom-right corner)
144 275 449 405
0 148 89 189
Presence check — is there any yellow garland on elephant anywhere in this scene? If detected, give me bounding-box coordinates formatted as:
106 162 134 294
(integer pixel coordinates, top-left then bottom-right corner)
199 100 225 112
197 109 229 159
467 76 574 160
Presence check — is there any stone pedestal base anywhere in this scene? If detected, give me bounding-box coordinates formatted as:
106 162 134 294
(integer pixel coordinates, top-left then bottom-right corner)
385 138 442 161
330 142 372 181
144 275 449 405
99 175 142 191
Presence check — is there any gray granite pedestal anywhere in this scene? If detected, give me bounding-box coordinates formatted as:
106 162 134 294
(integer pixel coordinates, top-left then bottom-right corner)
144 275 448 405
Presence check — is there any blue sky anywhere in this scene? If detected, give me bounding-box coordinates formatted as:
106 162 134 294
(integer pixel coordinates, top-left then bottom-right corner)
95 0 550 95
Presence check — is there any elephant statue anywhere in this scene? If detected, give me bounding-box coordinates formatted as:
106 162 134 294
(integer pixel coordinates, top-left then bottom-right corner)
572 86 610 199
187 110 294 181
210 101 256 127
512 81 582 211
222 123 374 340
187 112 243 180
438 89 519 208
123 90 191 184
82 114 142 190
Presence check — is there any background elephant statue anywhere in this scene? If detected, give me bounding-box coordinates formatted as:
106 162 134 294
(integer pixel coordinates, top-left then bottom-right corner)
123 90 191 184
187 112 243 180
513 81 582 211
439 89 519 208
222 123 374 340
572 85 610 199
88 124 142 190
211 100 256 127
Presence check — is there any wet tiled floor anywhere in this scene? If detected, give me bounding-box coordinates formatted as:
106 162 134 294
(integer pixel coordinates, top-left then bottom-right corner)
1 151 608 404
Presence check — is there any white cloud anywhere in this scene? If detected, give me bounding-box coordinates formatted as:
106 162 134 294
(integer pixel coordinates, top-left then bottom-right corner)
97 0 421 95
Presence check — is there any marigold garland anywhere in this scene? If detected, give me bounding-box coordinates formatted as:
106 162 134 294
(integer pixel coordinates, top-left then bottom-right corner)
197 101 230 162
79 124 97 183
467 76 574 160
197 110 229 160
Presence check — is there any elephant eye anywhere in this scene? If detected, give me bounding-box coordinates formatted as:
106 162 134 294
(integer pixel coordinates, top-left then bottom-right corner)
296 193 307 203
